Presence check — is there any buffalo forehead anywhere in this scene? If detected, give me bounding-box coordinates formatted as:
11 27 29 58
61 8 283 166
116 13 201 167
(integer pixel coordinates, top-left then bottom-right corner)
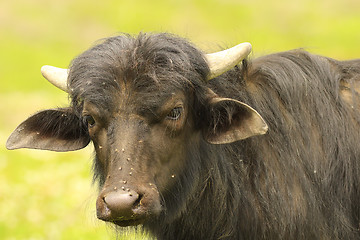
69 34 205 116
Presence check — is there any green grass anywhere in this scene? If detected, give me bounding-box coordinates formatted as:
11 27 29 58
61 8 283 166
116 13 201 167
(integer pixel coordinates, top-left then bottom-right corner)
1 0 359 239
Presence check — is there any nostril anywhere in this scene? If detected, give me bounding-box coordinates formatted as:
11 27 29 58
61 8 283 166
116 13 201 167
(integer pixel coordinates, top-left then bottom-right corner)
96 196 111 221
133 194 143 208
102 196 107 205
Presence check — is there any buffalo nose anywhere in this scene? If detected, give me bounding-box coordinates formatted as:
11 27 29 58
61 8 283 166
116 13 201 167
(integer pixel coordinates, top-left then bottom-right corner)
105 191 140 213
97 191 142 221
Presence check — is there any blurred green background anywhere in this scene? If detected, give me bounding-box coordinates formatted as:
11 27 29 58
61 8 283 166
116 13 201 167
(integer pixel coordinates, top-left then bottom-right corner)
1 0 359 239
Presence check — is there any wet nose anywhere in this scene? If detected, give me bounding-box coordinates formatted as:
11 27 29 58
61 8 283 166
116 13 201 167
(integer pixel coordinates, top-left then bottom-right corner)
96 190 142 221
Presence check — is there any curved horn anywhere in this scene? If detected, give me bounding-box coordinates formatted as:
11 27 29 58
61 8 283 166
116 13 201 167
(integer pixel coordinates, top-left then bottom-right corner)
205 42 252 81
41 65 69 92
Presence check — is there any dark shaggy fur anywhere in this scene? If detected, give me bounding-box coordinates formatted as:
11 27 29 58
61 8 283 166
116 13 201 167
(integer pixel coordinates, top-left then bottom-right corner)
68 33 360 239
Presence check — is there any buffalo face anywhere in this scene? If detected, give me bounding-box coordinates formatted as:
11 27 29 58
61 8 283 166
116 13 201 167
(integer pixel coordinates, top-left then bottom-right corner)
83 91 197 225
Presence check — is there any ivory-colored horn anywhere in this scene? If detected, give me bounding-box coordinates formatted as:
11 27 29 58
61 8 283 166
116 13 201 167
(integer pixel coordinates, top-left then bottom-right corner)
205 42 252 80
40 42 252 90
41 65 69 92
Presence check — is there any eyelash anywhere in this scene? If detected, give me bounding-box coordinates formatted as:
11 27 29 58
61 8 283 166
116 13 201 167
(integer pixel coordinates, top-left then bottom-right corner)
84 115 96 128
166 107 183 121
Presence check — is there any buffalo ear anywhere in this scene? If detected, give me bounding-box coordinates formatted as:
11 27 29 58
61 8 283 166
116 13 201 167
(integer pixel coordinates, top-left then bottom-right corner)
203 97 268 144
6 108 90 152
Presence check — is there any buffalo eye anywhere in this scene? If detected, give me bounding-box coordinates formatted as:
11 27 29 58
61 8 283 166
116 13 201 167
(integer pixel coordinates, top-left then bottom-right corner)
166 107 183 121
84 115 96 128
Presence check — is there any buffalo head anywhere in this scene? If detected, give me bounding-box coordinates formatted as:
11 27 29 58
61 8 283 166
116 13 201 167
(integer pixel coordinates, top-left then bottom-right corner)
7 33 267 227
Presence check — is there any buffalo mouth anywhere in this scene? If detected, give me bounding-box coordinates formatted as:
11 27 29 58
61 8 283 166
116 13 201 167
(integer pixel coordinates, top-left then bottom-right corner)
110 205 162 227
112 217 146 227
97 205 150 227
100 204 161 227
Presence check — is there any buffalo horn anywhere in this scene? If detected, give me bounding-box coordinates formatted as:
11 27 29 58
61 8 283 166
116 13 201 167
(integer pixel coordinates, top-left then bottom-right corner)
41 65 69 92
40 42 252 91
205 42 252 80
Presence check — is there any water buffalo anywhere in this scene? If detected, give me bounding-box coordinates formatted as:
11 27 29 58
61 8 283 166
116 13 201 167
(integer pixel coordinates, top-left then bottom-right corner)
7 33 360 239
